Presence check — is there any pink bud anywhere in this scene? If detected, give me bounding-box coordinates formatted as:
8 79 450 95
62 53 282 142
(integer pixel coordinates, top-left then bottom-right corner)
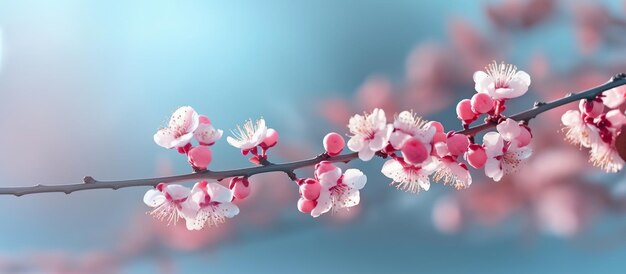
299 178 321 200
446 134 470 156
187 146 212 169
433 132 447 143
198 115 211 125
261 128 279 148
466 144 486 168
315 161 337 179
515 126 532 147
456 99 476 121
323 132 345 156
297 198 317 213
401 137 429 165
471 93 494 114
229 177 251 200
579 99 604 118
425 121 444 133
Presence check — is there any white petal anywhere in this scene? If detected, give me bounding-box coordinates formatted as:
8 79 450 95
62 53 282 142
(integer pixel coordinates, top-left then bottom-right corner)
496 119 521 141
226 136 243 148
311 190 332 217
347 137 365 152
153 128 176 149
180 200 200 219
473 71 494 95
561 110 582 126
219 203 240 218
165 184 191 201
342 189 360 208
207 182 233 203
419 179 430 191
483 132 504 157
369 128 389 151
143 189 166 207
319 166 342 188
606 109 626 129
367 108 387 129
358 148 376 161
343 169 367 190
603 87 626 108
169 132 194 148
484 158 503 181
185 216 204 231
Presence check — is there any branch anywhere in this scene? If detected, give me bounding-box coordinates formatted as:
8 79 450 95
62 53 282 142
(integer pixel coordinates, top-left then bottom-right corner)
1 74 625 197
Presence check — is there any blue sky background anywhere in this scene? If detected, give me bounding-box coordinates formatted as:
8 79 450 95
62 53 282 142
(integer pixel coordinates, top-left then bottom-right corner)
1 0 626 273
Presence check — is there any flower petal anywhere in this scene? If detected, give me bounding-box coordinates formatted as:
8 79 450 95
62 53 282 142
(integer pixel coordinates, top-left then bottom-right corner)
343 168 367 190
311 190 332 217
483 132 504 157
143 189 166 207
219 203 240 218
496 119 521 141
347 137 365 152
207 182 233 203
358 148 376 161
154 128 176 149
165 184 191 201
484 158 503 181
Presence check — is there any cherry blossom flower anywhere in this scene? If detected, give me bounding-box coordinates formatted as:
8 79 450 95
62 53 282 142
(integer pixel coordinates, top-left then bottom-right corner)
154 106 200 149
561 110 595 148
347 108 392 161
389 110 436 150
483 120 532 181
226 118 267 151
381 158 437 193
310 162 367 217
143 183 192 225
432 156 472 190
587 110 626 172
473 61 531 99
194 115 223 146
181 181 240 230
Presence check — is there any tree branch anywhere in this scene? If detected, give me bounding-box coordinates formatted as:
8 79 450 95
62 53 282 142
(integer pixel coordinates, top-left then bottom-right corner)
1 74 624 197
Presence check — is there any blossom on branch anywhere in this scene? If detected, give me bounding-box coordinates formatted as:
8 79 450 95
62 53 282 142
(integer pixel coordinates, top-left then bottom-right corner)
347 108 392 161
154 106 200 149
144 183 192 225
182 181 240 230
473 61 531 99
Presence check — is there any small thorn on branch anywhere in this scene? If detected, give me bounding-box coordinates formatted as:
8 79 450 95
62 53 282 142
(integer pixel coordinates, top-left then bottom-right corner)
612 73 626 81
83 176 96 184
533 101 546 107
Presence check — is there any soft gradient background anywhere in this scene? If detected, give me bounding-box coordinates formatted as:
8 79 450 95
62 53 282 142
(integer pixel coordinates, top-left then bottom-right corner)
1 0 626 273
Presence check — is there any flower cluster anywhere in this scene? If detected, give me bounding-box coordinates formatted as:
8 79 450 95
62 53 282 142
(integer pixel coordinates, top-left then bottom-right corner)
561 89 626 172
142 63 625 231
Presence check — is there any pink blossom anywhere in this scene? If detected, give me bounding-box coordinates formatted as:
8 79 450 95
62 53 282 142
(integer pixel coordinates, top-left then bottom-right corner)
143 183 192 225
389 110 436 150
483 121 533 181
381 158 437 193
154 106 200 149
432 156 472 189
473 62 531 99
193 115 223 146
561 109 595 148
226 118 267 151
310 163 367 217
182 181 240 230
347 108 392 161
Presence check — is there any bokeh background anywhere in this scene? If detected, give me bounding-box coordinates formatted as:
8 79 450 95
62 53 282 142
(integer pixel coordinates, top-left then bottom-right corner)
1 0 626 273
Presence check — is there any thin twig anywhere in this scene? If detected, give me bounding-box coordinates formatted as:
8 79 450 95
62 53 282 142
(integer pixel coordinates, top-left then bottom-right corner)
1 74 625 197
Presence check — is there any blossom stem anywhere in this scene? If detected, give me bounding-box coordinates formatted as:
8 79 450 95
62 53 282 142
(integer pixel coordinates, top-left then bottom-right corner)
0 74 624 197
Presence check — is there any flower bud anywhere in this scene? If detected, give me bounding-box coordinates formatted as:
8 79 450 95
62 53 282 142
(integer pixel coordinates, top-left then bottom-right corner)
466 144 487 168
323 132 345 156
187 146 212 169
297 198 317 213
446 133 470 156
471 92 494 114
456 99 477 122
401 137 429 165
229 177 251 200
315 161 337 179
299 178 321 200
